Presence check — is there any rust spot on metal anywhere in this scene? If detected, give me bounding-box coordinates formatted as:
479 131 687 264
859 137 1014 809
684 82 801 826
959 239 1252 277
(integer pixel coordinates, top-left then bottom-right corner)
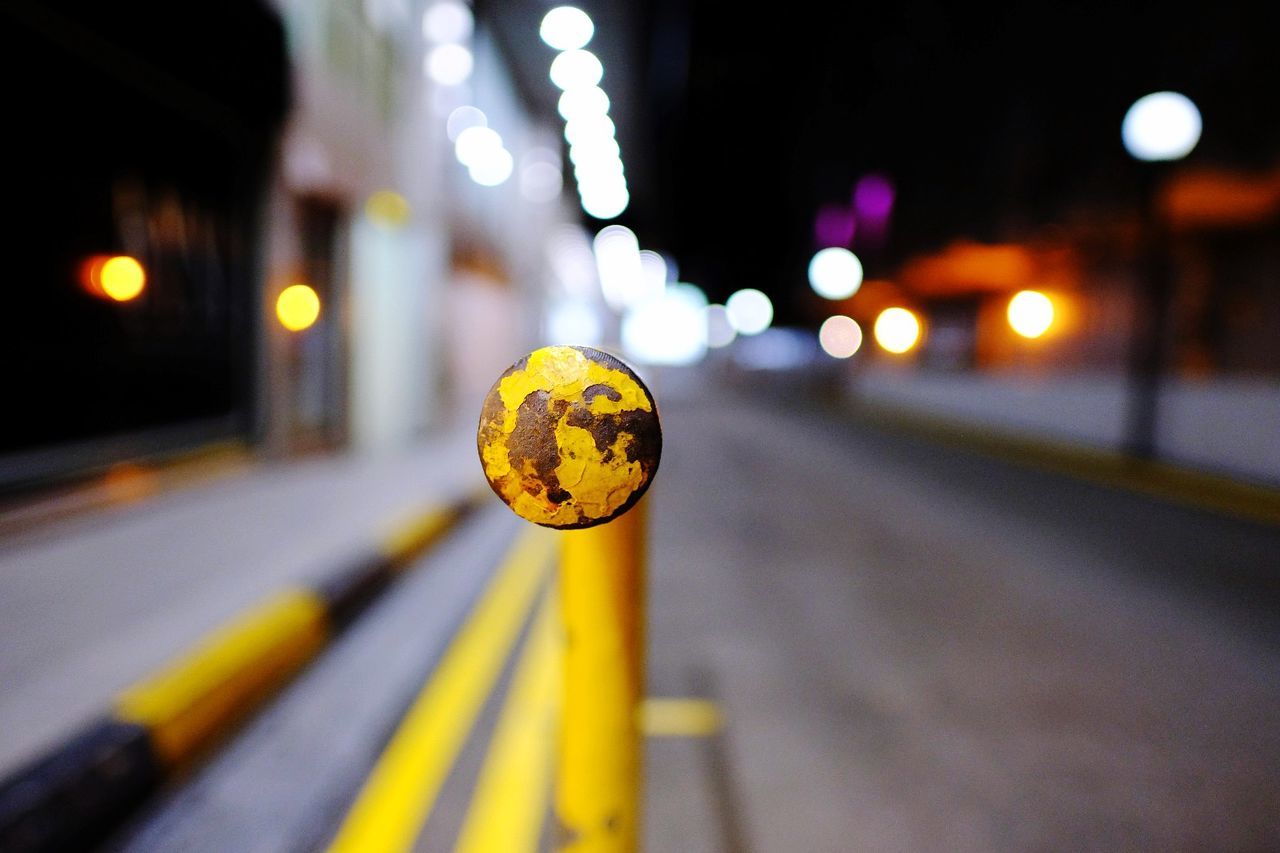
582 383 622 404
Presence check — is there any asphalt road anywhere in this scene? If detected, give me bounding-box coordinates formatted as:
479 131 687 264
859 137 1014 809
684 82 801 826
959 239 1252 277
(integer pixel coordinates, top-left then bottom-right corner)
643 372 1280 852
36 367 1279 852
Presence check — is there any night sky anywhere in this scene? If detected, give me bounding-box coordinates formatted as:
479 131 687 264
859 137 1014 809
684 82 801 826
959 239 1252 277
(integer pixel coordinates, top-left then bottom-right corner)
620 0 1280 325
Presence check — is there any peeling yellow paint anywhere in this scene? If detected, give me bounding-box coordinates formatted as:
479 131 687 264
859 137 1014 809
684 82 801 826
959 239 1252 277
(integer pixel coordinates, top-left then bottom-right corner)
478 346 660 529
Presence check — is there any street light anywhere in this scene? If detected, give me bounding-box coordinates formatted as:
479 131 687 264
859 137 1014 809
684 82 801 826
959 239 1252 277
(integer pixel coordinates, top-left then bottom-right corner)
873 307 920 354
1122 92 1202 162
807 247 864 300
725 289 773 336
1007 290 1054 339
1122 91 1200 459
277 284 321 332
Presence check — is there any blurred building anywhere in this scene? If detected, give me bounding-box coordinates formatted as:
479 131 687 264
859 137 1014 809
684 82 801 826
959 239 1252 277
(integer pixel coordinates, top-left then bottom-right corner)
0 0 583 490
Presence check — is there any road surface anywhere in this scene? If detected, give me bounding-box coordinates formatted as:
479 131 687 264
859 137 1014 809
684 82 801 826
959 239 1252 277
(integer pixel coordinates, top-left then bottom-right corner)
11 368 1277 851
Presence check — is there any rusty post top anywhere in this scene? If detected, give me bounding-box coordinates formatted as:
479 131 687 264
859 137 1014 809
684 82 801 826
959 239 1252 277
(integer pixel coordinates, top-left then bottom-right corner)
477 345 662 529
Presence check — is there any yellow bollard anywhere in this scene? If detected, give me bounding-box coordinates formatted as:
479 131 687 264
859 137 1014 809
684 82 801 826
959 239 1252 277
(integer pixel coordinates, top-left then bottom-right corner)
476 345 660 853
557 501 646 852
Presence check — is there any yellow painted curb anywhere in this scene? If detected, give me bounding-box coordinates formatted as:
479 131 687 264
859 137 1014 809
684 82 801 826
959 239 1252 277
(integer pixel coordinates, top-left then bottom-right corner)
114 589 328 767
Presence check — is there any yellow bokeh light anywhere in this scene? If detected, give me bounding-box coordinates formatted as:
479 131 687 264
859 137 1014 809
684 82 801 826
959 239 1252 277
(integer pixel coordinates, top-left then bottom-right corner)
873 307 921 354
365 190 411 227
99 256 146 302
276 284 321 332
1007 289 1054 339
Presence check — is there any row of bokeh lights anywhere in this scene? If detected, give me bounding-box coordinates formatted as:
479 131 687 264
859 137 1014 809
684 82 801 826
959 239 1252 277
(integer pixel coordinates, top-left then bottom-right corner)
423 0 527 191
806 91 1201 361
422 0 566 198
809 291 1056 362
563 223 1057 365
803 176 1056 359
278 90 1194 346
545 223 784 365
78 252 323 334
540 7 629 220
806 174 905 359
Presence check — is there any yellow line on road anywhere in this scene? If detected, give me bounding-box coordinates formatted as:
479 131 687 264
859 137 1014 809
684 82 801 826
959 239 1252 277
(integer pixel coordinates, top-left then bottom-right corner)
327 527 555 853
639 698 723 737
454 587 560 853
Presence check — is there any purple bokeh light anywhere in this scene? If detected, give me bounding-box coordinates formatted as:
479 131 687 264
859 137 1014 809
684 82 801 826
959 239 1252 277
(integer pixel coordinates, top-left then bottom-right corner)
814 204 856 247
853 174 895 222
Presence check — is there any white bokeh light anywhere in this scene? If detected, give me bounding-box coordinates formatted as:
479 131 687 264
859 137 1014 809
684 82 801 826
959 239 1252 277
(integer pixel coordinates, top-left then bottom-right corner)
540 6 595 51
725 288 773 336
558 86 611 122
445 105 486 141
1122 92 1202 162
581 187 629 220
565 115 616 146
422 0 472 44
569 137 621 166
574 157 624 184
550 49 603 91
622 283 708 366
636 251 668 306
577 167 626 194
808 247 864 300
425 43 473 85
593 225 643 309
454 125 503 166
818 315 863 358
469 148 514 186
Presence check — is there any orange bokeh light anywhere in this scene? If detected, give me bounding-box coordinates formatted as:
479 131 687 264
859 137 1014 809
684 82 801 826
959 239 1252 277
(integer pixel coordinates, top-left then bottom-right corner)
81 255 146 302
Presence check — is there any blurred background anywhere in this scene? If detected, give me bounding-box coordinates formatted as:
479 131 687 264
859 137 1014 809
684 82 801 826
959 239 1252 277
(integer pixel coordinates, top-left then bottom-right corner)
1 0 1278 851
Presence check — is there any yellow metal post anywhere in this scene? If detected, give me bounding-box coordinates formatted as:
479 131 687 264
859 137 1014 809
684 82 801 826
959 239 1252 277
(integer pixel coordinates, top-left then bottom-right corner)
556 500 646 852
476 345 661 852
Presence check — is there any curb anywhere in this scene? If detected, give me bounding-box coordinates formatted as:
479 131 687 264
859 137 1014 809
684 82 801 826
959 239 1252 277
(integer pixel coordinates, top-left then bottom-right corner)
0 494 480 853
846 400 1280 527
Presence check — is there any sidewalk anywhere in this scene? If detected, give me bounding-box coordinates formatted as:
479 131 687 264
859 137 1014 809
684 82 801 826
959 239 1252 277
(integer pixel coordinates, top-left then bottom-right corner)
0 425 480 777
